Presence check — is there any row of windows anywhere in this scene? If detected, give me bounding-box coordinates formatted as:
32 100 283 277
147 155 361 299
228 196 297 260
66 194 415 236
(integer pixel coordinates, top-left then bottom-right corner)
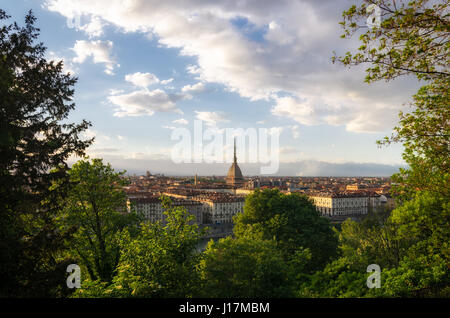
318 207 368 216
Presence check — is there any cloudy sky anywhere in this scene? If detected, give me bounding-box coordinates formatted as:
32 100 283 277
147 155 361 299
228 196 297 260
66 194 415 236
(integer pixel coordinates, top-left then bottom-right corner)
4 0 418 176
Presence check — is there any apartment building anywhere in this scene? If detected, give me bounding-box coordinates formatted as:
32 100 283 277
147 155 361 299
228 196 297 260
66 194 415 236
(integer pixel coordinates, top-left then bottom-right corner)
192 193 245 224
127 196 203 224
309 191 382 217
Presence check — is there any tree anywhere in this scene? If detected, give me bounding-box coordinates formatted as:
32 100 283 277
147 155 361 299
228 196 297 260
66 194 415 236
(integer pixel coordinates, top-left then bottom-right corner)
299 211 395 298
338 212 405 270
298 257 372 298
198 234 310 298
57 158 140 283
378 79 449 200
233 189 338 271
334 0 449 83
334 0 449 200
73 197 204 298
381 191 450 297
0 10 91 297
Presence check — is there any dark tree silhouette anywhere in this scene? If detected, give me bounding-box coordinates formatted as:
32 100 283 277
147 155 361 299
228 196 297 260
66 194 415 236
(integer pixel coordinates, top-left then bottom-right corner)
0 9 92 297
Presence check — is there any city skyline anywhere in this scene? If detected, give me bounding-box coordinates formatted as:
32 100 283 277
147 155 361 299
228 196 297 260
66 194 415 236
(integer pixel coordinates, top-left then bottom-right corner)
119 161 402 177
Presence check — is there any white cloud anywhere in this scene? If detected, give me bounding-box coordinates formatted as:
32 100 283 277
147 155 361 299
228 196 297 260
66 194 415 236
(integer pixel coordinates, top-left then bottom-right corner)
264 21 294 45
271 96 322 126
271 87 404 133
72 40 117 75
268 126 283 136
186 64 201 75
125 72 160 88
78 16 105 38
161 78 174 85
181 82 205 94
172 118 189 125
195 111 229 126
108 89 183 117
47 0 419 133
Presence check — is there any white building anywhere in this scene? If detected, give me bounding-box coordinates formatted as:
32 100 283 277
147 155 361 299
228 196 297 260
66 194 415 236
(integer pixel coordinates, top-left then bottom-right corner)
192 193 245 224
127 196 203 224
128 197 163 222
309 191 382 217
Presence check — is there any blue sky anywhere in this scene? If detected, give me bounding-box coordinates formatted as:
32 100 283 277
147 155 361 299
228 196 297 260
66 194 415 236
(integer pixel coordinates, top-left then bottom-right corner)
2 0 419 176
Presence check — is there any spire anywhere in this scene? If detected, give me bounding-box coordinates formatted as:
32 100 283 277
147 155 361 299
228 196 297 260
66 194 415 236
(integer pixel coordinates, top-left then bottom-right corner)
226 137 244 187
233 137 237 164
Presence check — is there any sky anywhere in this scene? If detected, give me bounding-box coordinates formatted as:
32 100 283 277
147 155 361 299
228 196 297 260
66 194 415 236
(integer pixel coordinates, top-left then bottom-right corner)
2 0 419 176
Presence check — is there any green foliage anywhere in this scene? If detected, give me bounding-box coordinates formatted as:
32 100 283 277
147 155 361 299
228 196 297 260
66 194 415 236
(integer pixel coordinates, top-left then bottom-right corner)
69 280 113 298
233 188 338 270
198 235 310 298
335 1 449 202
338 212 405 270
334 0 449 82
326 2 449 298
303 191 449 297
73 197 203 298
381 191 449 297
379 79 449 201
0 10 91 297
298 257 372 298
57 158 141 283
382 253 450 297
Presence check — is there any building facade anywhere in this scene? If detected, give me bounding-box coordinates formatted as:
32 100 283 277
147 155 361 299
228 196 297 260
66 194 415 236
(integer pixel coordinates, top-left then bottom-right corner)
192 193 245 224
128 196 203 224
309 191 382 217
